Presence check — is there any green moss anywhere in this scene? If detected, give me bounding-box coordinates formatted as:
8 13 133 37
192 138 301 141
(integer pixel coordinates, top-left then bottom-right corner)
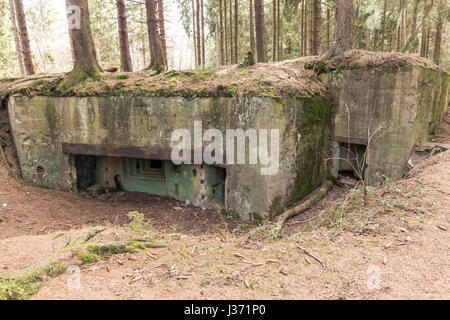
116 74 130 80
288 97 333 206
268 195 283 218
249 212 264 222
78 251 99 264
0 261 67 300
76 240 150 265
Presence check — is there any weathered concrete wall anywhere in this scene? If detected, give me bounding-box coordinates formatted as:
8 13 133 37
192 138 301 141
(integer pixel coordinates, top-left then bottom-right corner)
8 95 332 221
330 65 449 184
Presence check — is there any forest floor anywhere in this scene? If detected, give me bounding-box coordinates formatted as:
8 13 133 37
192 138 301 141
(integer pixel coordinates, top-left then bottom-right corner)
0 108 449 300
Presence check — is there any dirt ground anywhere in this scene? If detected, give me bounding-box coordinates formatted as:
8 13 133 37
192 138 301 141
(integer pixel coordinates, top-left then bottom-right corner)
0 109 449 300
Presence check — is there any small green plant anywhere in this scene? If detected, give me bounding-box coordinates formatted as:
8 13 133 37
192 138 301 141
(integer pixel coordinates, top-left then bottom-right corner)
127 211 155 239
200 279 211 287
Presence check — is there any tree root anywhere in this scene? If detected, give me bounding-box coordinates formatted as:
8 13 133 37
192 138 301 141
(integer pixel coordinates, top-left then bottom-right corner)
273 180 333 234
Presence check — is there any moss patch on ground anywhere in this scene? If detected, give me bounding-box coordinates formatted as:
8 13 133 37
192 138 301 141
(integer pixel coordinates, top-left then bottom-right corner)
0 261 67 300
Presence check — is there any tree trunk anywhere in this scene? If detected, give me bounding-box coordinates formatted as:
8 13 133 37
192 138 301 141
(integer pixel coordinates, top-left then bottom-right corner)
249 0 255 55
224 0 228 64
254 0 265 62
402 0 407 47
278 0 282 60
233 0 238 63
420 0 429 57
116 0 132 72
219 0 224 65
326 1 330 51
145 0 165 71
140 4 147 66
64 0 101 87
425 28 430 58
313 0 321 55
191 0 197 67
381 0 387 51
157 0 168 67
272 0 277 62
303 0 308 56
300 0 304 56
308 0 314 55
195 0 201 67
433 0 445 65
13 0 34 75
229 0 233 64
201 0 205 66
8 0 25 76
320 0 353 60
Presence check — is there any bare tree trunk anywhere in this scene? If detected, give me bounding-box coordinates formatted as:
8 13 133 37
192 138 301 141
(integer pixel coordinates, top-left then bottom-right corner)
420 0 429 57
326 1 330 51
157 0 168 67
313 0 321 55
140 4 147 66
433 0 445 65
308 0 314 55
320 0 353 60
254 0 265 62
195 0 201 67
145 0 165 71
249 0 255 55
278 0 282 60
201 0 205 66
13 0 34 75
116 0 132 72
402 0 407 47
425 28 431 58
191 0 197 67
8 0 25 76
233 0 238 63
300 0 304 56
219 0 224 65
64 0 101 87
229 0 233 64
224 0 228 64
303 0 308 56
366 29 371 50
272 0 277 62
381 0 387 51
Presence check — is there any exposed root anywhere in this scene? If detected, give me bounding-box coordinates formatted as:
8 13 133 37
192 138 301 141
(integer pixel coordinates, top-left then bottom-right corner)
273 180 333 234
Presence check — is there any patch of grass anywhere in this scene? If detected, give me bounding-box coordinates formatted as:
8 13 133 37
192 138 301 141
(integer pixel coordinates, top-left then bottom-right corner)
116 74 130 80
127 211 156 239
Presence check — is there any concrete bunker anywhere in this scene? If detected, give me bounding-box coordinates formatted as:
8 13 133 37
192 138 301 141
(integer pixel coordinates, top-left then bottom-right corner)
3 53 448 221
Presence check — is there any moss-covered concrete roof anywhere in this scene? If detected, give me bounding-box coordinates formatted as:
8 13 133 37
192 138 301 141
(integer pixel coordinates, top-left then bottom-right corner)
1 50 447 104
0 57 327 103
314 49 446 73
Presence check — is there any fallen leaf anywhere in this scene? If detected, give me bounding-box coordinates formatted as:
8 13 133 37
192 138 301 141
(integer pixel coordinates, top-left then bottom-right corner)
305 257 311 264
437 225 447 231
